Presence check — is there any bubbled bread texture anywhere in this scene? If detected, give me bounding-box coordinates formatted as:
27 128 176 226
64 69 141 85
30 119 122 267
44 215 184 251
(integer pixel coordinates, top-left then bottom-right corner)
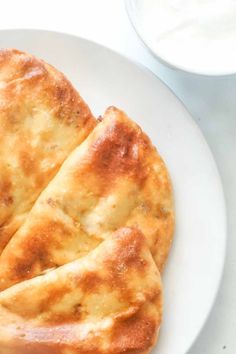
0 49 96 254
0 51 174 354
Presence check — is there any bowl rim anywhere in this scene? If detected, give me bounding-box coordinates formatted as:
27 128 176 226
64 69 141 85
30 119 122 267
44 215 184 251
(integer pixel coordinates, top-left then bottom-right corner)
125 0 236 77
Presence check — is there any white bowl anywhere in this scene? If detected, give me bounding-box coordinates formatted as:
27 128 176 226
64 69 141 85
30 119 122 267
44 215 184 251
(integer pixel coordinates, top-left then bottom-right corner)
126 0 236 76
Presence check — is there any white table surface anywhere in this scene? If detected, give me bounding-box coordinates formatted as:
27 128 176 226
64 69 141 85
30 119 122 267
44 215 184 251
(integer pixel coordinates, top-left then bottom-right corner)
1 1 235 353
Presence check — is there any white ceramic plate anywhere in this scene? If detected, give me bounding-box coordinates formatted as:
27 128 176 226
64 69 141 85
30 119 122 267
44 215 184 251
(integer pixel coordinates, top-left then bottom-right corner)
0 30 226 354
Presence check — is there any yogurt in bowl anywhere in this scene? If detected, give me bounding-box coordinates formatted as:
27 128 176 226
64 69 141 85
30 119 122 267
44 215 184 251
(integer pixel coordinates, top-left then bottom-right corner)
126 0 236 75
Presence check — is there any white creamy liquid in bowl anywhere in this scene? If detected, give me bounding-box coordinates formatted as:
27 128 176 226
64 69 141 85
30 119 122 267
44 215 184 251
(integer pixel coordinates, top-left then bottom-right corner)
131 0 236 74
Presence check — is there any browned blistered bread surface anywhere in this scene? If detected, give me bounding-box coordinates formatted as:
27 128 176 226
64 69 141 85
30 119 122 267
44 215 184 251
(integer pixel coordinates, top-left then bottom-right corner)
0 106 174 291
0 51 174 354
0 228 162 354
0 49 96 253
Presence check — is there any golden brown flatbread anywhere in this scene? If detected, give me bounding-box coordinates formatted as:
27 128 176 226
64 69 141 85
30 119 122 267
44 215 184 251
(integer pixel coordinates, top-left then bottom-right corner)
0 49 96 253
0 106 174 291
0 228 162 354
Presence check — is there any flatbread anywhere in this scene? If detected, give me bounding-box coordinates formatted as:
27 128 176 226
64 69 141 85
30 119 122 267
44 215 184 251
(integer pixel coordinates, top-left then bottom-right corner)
0 228 162 354
0 106 173 291
0 49 96 253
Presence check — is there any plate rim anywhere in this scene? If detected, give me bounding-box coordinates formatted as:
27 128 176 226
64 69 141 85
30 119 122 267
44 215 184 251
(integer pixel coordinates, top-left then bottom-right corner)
0 28 227 353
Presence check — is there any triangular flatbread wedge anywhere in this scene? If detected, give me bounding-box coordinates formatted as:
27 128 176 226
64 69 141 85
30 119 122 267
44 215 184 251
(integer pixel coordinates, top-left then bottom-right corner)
0 49 96 253
0 106 174 290
0 228 162 354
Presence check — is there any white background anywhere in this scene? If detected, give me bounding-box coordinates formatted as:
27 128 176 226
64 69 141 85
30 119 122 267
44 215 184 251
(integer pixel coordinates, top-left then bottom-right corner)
0 1 235 353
